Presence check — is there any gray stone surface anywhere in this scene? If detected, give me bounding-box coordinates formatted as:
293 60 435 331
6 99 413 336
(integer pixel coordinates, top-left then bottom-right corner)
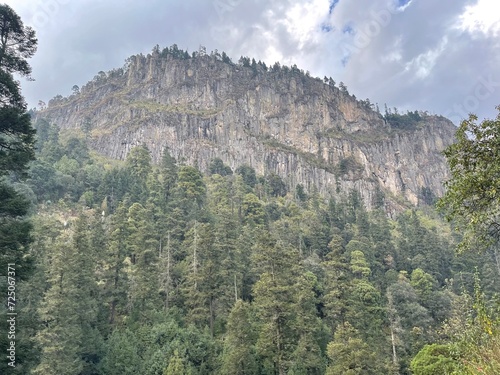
37 52 456 210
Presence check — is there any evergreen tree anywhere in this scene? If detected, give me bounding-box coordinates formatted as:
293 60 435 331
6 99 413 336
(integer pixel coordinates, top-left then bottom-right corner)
125 144 152 202
208 157 232 176
164 350 192 375
102 201 129 325
125 202 160 320
252 234 321 374
0 12 38 359
221 300 259 375
386 277 434 371
34 213 102 374
161 147 178 200
101 329 142 375
326 322 379 375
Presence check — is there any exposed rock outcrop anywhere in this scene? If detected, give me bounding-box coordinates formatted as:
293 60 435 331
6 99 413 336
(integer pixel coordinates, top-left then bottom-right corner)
36 50 456 210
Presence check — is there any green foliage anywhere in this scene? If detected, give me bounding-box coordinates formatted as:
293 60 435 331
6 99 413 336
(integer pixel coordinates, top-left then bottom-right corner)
0 7 38 373
410 344 460 375
208 157 232 176
0 4 37 78
161 148 178 199
220 300 259 375
438 108 500 252
101 329 142 375
336 156 363 176
441 277 500 374
164 350 192 375
236 164 257 188
0 106 35 175
264 172 287 197
410 268 436 305
384 110 422 130
177 165 206 204
242 193 265 225
17 117 498 374
326 322 379 375
350 250 371 278
125 144 152 202
295 183 307 202
33 214 104 375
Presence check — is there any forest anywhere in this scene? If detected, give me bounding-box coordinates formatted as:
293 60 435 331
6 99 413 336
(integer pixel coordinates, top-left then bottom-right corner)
0 117 498 375
2 3 500 375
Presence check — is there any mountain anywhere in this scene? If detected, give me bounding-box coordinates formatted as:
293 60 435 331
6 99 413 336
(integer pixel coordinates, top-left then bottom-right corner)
35 46 456 210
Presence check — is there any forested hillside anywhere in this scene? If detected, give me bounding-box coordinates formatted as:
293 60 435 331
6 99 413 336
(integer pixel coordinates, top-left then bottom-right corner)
6 118 499 375
35 44 456 210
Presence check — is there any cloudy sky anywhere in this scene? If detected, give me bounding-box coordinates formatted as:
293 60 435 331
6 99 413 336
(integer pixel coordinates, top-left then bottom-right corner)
7 0 500 124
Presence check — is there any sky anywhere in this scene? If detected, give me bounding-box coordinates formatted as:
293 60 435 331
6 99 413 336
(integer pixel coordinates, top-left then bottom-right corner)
6 0 500 125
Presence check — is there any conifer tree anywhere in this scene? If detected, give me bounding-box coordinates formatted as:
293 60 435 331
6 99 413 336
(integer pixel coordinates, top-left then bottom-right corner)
164 350 192 375
101 329 142 375
103 201 129 325
220 300 259 375
125 202 160 319
34 213 102 374
160 147 178 200
326 322 379 375
0 9 38 342
252 234 321 374
125 144 152 203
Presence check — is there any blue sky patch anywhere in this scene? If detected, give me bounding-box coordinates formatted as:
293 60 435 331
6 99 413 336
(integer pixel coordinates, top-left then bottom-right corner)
329 0 340 14
342 25 354 35
397 0 412 8
321 23 333 33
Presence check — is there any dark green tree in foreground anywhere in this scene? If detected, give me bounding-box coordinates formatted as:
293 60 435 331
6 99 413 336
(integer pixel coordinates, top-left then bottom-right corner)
438 107 500 252
0 5 37 374
0 3 37 276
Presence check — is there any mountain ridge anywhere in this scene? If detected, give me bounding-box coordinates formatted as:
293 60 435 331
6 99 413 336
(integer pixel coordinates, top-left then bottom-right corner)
35 46 456 211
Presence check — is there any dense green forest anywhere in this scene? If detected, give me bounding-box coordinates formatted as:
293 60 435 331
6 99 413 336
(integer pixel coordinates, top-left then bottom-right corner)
0 116 498 374
2 4 500 374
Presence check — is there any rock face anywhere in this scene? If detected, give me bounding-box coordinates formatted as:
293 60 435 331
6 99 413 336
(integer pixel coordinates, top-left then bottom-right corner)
37 50 456 210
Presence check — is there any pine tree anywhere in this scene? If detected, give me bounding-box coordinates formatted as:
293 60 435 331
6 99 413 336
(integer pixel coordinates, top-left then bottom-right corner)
220 300 259 375
160 147 178 201
125 144 152 203
34 213 102 374
0 15 38 368
326 322 378 375
125 202 160 320
252 234 320 374
101 329 142 375
164 350 192 375
102 201 129 325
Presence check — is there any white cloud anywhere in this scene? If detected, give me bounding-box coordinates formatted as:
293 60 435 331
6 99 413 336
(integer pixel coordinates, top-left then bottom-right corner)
278 0 329 49
404 37 448 80
457 0 500 36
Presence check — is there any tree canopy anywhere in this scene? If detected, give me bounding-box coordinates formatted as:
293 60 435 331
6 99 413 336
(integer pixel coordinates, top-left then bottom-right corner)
438 107 500 252
0 4 37 78
0 4 38 374
0 3 37 276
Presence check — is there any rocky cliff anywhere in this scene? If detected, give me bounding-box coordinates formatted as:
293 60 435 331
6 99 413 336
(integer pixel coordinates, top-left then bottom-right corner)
36 48 456 210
